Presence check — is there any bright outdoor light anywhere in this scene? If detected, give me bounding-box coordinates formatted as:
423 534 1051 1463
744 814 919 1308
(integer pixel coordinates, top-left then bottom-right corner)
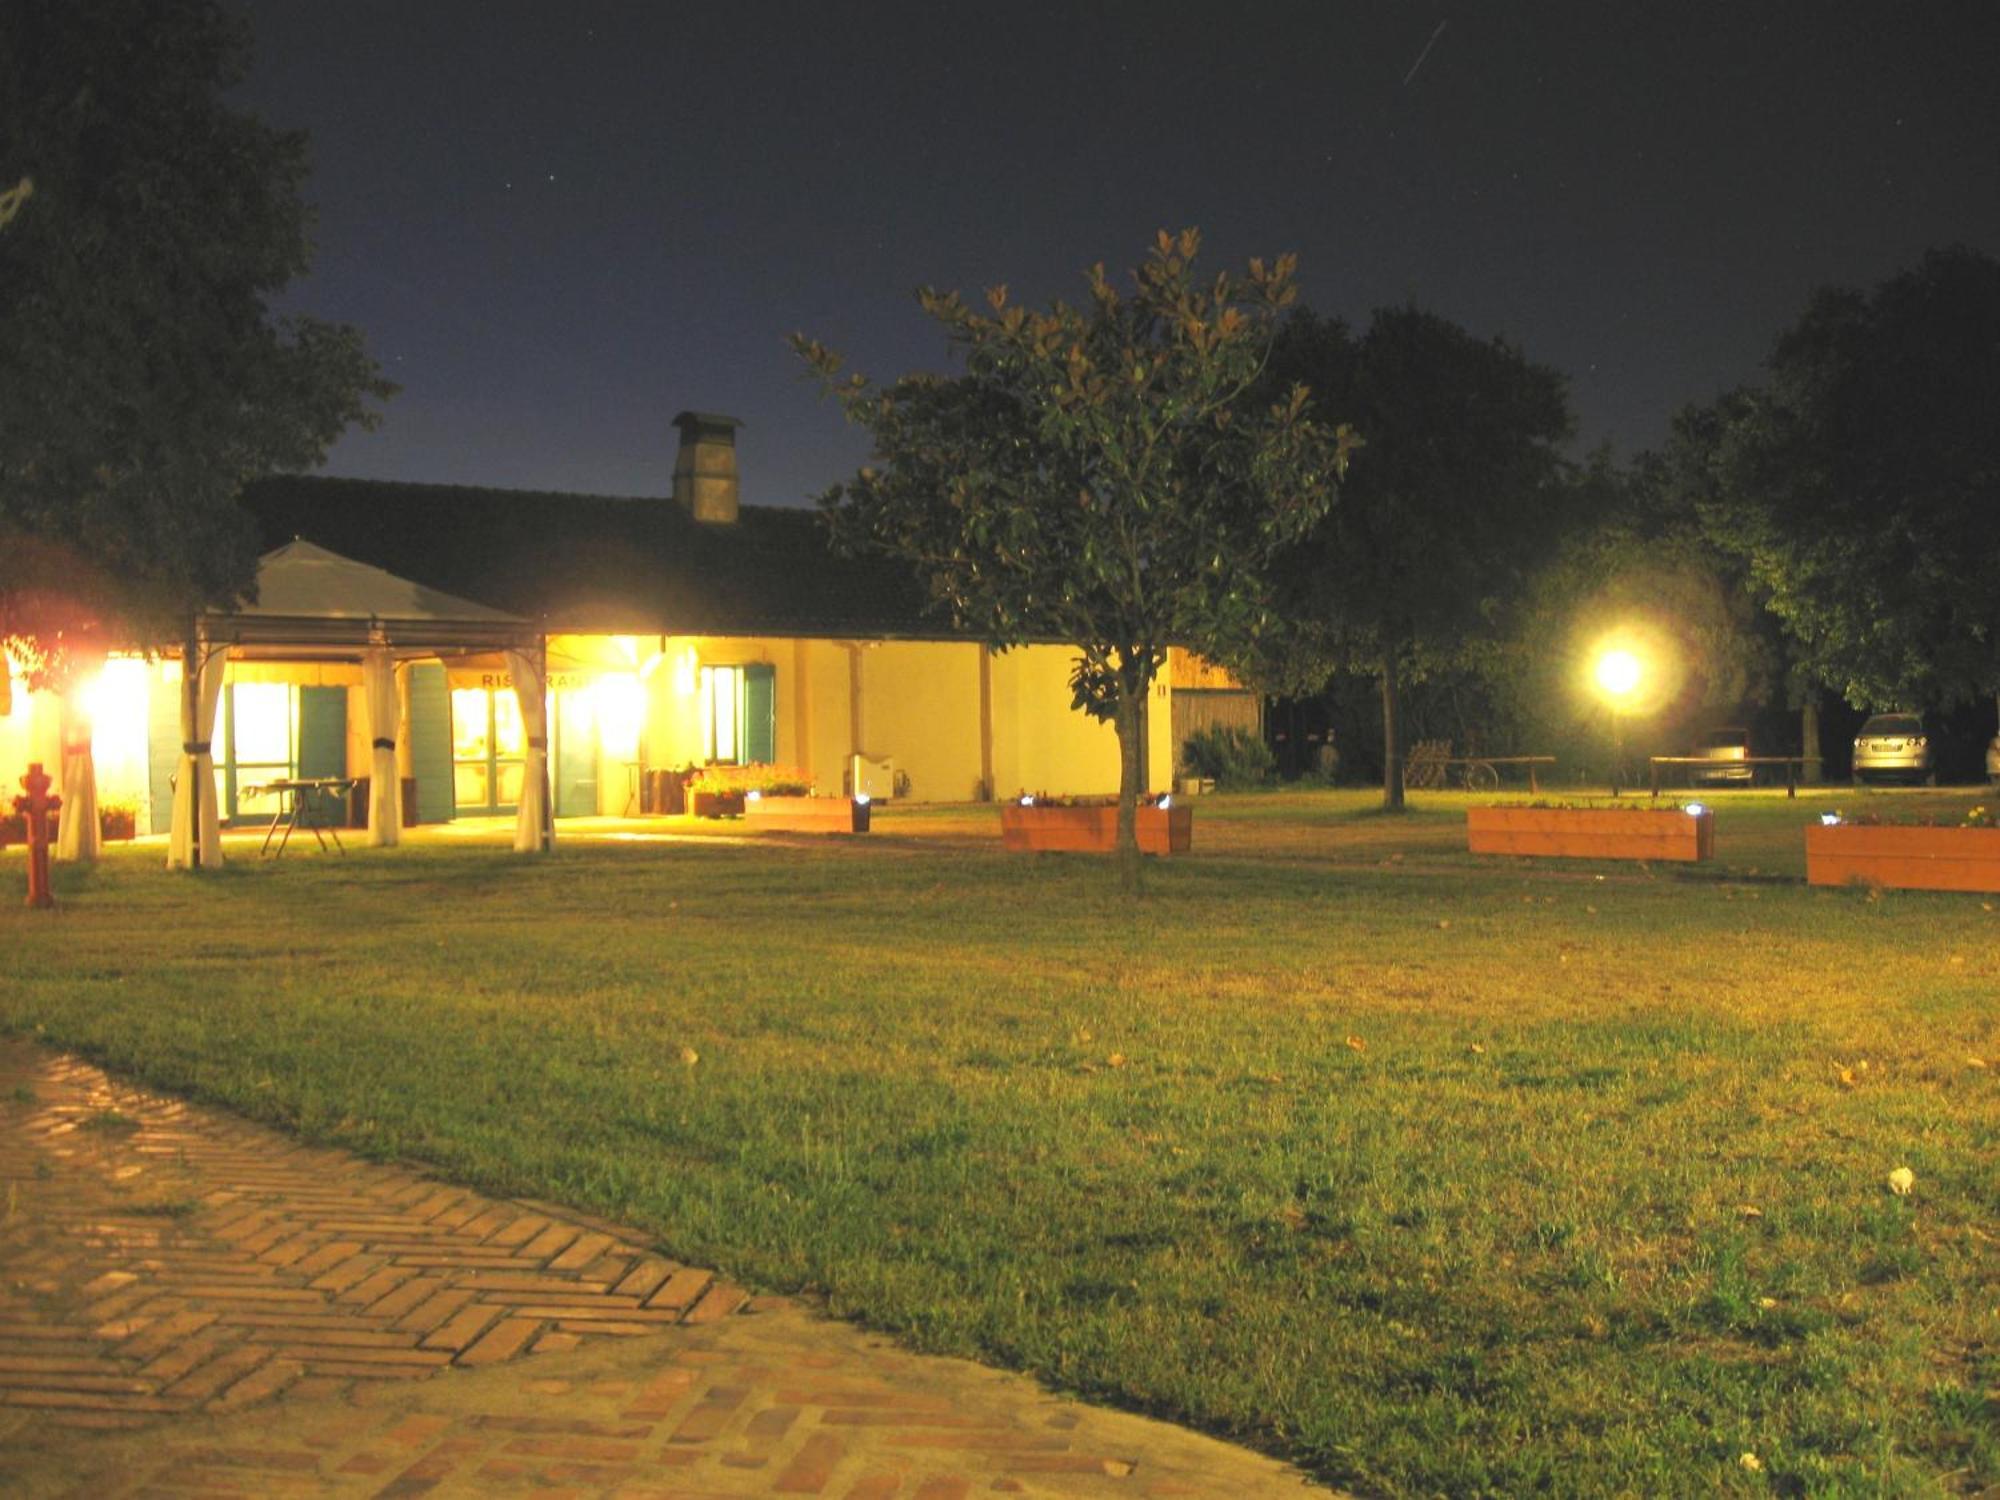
592 672 645 759
1594 648 1643 700
1684 802 1707 817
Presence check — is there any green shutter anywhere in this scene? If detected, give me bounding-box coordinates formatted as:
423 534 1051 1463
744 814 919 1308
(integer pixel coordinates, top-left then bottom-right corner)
743 663 776 764
407 664 455 823
297 686 347 777
555 690 598 816
296 686 348 827
146 667 182 835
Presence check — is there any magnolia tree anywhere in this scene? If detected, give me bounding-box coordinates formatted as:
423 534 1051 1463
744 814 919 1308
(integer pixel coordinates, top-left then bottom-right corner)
795 230 1353 884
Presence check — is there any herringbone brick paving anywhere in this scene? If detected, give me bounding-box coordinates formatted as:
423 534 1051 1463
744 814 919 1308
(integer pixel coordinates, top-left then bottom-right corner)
0 1042 750 1426
0 1040 1319 1497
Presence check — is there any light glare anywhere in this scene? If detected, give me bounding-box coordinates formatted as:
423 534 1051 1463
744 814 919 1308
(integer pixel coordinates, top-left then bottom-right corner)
1594 649 1642 698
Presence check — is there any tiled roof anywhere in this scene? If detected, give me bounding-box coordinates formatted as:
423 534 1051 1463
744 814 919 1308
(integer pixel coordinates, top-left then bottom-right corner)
239 476 943 639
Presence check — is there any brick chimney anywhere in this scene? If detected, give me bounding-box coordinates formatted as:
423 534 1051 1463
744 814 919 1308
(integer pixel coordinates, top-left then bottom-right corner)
672 411 742 524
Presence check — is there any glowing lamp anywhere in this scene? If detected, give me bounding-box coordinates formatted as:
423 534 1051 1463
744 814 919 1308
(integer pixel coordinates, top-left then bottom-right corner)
1821 813 1842 826
1019 794 1035 806
593 673 645 760
1684 802 1706 817
855 792 871 806
1594 649 1643 700
745 789 761 801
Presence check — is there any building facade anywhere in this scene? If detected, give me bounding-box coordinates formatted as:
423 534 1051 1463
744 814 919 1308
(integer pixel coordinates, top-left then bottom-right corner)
4 414 1211 842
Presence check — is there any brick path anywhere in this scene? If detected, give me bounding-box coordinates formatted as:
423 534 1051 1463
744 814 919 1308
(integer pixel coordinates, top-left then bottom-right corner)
0 1041 1319 1497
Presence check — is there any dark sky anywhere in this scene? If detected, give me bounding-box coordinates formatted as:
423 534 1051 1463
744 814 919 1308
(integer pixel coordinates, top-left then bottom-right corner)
232 1 2000 507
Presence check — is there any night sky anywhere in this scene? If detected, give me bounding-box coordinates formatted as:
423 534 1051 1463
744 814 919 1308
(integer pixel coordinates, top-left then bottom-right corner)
233 1 2000 507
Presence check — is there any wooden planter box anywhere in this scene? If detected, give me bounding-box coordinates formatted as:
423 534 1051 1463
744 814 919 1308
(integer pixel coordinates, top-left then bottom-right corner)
999 802 1194 855
689 789 747 820
744 795 871 834
1466 805 1714 862
1806 823 2000 893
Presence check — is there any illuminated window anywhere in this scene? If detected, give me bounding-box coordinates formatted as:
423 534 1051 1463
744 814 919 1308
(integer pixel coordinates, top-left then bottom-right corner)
227 682 294 821
701 665 743 764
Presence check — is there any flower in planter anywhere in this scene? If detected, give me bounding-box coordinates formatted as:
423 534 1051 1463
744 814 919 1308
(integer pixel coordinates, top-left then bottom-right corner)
685 764 815 799
1012 791 1175 809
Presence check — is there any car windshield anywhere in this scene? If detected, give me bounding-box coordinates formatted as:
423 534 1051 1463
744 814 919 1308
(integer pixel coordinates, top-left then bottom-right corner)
1859 715 1922 736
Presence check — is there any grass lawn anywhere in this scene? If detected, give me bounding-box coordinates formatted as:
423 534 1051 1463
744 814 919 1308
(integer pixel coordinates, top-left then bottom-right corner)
4 787 1996 1497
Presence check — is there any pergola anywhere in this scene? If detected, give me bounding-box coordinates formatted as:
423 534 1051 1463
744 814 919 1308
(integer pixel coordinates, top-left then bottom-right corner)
161 540 552 869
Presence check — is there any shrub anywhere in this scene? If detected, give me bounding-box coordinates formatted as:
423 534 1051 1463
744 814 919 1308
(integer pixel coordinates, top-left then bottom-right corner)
1181 725 1276 788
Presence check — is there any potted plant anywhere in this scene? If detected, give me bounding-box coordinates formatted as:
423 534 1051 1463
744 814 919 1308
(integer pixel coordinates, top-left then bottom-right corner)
1466 800 1715 863
999 793 1194 856
685 766 750 819
1805 805 2000 893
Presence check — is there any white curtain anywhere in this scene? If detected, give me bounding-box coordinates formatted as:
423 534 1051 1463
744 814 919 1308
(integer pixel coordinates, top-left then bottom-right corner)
362 648 402 846
504 645 552 853
54 691 100 863
166 645 227 870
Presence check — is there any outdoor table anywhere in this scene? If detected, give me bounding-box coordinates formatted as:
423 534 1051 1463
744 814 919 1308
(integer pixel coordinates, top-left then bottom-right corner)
244 777 357 857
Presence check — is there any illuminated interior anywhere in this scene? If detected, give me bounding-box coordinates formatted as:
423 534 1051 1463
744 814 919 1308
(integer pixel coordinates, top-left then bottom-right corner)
452 686 526 812
701 664 744 764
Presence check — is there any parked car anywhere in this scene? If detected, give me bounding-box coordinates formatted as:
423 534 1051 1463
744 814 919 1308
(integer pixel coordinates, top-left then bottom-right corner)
1852 713 1934 785
1986 733 1999 786
1691 725 1754 787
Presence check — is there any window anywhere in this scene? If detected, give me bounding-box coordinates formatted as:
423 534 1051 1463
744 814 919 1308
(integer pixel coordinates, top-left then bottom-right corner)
226 682 294 821
700 665 744 764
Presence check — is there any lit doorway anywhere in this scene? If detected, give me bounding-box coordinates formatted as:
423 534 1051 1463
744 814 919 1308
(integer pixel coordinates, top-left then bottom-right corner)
451 686 525 814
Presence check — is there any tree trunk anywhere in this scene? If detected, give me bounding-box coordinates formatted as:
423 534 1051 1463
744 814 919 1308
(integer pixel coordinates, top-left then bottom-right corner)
1800 698 1822 785
1113 682 1147 892
1380 652 1405 812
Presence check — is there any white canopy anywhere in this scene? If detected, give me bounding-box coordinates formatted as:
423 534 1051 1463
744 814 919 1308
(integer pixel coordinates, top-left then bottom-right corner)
214 540 533 651
168 541 550 866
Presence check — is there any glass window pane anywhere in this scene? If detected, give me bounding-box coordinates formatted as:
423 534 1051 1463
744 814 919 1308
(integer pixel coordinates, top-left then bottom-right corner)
495 761 525 807
702 666 741 763
492 688 524 755
233 683 292 766
452 689 491 759
455 762 489 809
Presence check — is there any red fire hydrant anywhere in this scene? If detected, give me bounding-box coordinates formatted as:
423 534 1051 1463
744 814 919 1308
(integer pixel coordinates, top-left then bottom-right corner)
15 761 59 910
